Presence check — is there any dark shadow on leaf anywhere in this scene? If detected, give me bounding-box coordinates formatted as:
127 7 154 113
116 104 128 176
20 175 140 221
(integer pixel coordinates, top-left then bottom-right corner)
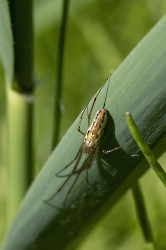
34 114 142 250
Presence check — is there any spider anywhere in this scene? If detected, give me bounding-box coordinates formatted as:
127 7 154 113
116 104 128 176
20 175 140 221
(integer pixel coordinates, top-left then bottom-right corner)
45 74 124 204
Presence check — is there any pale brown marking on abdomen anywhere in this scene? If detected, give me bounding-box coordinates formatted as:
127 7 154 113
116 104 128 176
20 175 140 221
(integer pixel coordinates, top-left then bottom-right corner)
83 109 108 154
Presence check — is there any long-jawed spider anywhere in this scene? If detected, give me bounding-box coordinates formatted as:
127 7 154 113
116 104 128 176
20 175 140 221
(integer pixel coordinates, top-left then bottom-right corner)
45 74 125 204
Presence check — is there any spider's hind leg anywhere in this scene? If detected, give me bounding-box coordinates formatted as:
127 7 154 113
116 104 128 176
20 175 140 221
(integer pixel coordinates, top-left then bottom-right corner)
56 144 83 176
102 140 132 154
63 153 94 205
85 152 97 190
44 146 83 203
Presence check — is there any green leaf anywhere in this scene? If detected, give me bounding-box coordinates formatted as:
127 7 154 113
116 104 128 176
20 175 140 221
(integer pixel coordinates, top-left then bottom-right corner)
0 0 13 84
3 15 166 250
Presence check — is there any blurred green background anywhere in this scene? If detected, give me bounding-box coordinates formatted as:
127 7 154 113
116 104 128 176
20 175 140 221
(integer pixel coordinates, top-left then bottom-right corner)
1 0 166 249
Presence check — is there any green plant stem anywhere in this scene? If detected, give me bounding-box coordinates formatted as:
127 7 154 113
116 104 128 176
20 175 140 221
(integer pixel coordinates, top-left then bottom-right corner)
8 0 33 93
6 0 34 225
6 85 33 225
131 182 156 250
52 0 70 151
126 112 166 187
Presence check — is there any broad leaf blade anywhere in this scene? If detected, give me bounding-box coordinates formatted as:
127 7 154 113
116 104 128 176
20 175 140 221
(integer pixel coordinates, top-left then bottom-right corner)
3 15 166 250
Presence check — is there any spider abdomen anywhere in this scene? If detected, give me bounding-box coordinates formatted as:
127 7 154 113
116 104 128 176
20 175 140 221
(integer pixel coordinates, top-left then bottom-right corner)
83 108 108 154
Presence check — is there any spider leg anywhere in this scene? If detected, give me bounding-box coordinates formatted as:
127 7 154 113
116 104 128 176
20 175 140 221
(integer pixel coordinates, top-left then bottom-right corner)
102 75 110 109
78 103 88 135
86 156 97 189
85 147 98 189
103 140 131 154
88 73 112 124
86 104 89 126
63 153 93 205
93 146 99 161
44 147 83 202
56 144 83 176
